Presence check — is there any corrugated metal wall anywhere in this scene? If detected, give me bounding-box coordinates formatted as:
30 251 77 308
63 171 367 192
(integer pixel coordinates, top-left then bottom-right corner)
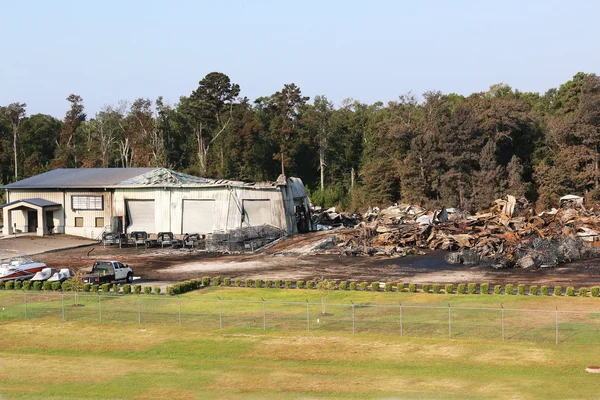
113 186 289 234
7 190 112 238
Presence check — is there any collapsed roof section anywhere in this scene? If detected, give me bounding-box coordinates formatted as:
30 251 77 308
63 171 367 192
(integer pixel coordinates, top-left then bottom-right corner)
0 168 292 190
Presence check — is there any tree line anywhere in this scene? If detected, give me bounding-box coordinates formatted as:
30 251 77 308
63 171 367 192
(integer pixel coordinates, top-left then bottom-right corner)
1 72 599 212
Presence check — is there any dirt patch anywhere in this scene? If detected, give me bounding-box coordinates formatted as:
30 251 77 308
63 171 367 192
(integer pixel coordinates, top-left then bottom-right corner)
26 235 600 288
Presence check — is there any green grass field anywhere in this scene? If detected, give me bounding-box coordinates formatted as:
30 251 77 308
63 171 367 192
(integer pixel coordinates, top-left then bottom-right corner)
1 288 600 399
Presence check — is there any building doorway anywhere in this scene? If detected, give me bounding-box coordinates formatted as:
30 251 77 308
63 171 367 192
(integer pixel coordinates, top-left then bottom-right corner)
27 211 38 233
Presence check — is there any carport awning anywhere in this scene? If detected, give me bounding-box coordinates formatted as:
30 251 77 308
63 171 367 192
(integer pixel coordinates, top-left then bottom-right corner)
1 198 62 211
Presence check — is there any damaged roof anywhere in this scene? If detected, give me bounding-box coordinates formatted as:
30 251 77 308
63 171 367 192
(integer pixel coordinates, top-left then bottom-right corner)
1 168 285 190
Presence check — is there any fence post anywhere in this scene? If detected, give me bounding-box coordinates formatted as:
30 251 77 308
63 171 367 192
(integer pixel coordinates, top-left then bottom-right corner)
555 307 559 345
448 303 451 339
218 296 222 329
98 294 102 323
351 301 355 335
61 293 65 321
178 296 181 326
501 304 504 342
399 302 402 337
306 299 310 332
262 297 266 331
23 290 27 319
137 294 141 325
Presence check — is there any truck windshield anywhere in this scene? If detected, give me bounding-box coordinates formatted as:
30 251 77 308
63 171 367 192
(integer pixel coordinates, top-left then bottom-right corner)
93 262 113 273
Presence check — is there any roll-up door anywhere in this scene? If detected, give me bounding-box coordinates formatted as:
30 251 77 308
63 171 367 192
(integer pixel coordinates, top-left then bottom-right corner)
182 199 215 234
243 199 272 226
126 200 155 233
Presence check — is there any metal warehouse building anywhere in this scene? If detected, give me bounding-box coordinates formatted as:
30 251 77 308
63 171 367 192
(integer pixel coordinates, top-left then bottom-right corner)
1 168 312 239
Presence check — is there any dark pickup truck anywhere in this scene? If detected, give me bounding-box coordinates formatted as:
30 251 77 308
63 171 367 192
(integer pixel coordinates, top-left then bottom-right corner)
83 261 134 284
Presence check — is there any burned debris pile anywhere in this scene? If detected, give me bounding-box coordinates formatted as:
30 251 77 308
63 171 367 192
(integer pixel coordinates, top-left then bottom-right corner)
314 195 600 269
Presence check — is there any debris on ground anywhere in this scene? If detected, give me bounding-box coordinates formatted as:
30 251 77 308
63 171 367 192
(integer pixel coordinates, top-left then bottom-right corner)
312 195 600 269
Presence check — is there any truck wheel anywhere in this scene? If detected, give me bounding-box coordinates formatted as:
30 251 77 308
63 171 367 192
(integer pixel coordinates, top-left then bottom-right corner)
126 272 133 283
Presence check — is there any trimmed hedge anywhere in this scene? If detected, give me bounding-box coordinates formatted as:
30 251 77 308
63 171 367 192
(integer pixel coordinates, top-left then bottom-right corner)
235 278 242 287
494 285 502 294
370 282 379 292
296 280 305 289
264 280 272 289
285 280 293 289
433 284 441 294
213 276 222 286
255 279 264 288
154 286 161 295
579 287 587 297
52 282 61 291
91 284 99 293
566 286 575 297
554 286 562 296
134 284 142 294
422 284 430 293
339 281 347 291
505 284 514 295
306 280 314 289
15 280 23 290
592 286 600 297
112 284 119 294
43 281 52 291
245 279 254 288
457 284 466 295
397 283 405 293
480 283 489 295
5 280 14 290
529 285 538 296
468 283 477 294
409 283 417 293
445 284 454 294
144 286 152 295
517 284 526 295
223 277 231 287
169 279 201 295
541 285 550 296
122 284 131 294
33 281 43 291
101 283 110 293
349 282 357 291
22 280 32 290
202 277 210 287
360 282 368 291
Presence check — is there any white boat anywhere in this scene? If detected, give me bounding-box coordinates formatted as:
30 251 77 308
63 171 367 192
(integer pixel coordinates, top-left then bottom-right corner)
0 250 46 281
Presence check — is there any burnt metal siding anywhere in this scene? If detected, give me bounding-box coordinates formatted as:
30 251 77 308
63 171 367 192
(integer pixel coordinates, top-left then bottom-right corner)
114 186 289 235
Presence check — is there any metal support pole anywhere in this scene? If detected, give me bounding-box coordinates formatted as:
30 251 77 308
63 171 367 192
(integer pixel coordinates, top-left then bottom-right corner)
448 303 451 339
99 294 102 323
306 300 310 332
23 290 27 319
137 295 141 325
351 301 355 335
61 293 65 321
501 304 504 342
555 307 559 345
262 298 266 331
218 296 222 329
178 296 181 326
399 302 403 337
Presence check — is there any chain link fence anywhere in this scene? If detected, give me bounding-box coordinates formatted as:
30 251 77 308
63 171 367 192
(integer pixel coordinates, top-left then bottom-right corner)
1 292 599 344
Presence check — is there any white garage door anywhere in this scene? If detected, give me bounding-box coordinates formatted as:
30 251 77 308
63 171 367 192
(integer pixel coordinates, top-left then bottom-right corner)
182 200 215 234
126 200 155 233
243 199 272 226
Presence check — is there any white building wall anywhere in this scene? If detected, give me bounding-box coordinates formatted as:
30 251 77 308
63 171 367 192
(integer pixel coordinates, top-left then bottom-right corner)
7 191 65 233
113 186 289 235
6 190 112 238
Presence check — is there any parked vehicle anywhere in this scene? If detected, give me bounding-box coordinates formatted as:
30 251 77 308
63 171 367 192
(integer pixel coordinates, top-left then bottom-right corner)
83 261 134 284
47 268 74 283
0 250 46 281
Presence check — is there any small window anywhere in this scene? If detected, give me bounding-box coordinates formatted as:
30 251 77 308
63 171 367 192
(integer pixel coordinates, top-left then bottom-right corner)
74 217 84 227
72 195 103 210
95 217 104 228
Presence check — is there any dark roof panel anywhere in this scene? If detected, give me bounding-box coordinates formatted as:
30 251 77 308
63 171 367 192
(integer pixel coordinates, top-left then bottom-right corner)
1 168 155 189
0 198 61 208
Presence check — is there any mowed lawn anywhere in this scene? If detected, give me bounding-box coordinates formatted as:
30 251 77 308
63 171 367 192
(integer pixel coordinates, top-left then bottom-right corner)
1 288 600 399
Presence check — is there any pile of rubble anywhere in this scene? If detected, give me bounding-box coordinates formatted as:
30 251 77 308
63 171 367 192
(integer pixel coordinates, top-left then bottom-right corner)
315 195 600 269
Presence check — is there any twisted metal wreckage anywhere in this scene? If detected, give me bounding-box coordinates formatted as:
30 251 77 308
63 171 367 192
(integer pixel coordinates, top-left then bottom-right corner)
312 195 600 269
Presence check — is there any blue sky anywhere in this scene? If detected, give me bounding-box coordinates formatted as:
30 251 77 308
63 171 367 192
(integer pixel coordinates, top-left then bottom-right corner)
1 0 599 117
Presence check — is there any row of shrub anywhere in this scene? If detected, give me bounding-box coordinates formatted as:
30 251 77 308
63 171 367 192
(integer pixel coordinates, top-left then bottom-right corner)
4 278 598 298
162 277 600 297
0 280 162 295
